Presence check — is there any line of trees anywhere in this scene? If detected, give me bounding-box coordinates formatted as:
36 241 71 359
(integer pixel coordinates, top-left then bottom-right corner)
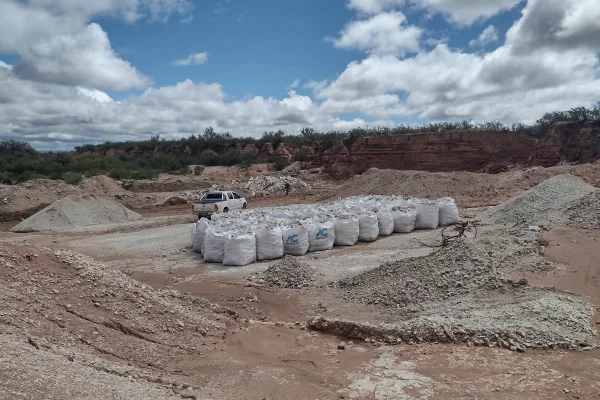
1 104 598 185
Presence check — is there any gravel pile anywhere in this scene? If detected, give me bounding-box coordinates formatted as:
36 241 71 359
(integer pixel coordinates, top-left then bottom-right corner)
326 225 597 350
11 194 142 233
479 174 595 227
335 240 513 309
565 190 600 229
249 256 317 288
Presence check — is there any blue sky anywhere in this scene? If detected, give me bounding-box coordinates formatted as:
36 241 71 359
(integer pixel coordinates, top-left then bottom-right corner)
98 0 364 100
0 0 599 150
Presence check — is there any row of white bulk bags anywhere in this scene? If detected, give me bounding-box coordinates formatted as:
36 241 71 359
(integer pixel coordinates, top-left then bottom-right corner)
281 222 310 256
415 200 440 230
358 213 379 242
306 218 335 252
438 197 460 226
255 224 284 261
391 205 417 233
334 215 359 246
223 231 256 266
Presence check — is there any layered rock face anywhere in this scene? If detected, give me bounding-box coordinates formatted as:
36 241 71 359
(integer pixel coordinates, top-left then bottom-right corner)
314 121 600 175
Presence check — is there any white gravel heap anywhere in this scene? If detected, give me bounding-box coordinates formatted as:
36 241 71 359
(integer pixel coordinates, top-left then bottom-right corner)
248 256 317 288
12 194 142 233
245 175 310 193
480 174 595 227
565 190 600 229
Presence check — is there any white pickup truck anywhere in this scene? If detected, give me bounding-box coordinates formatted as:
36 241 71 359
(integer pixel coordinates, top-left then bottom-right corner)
193 190 247 219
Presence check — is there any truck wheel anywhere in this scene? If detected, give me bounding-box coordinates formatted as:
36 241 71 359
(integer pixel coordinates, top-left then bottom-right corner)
242 203 247 210
223 207 229 213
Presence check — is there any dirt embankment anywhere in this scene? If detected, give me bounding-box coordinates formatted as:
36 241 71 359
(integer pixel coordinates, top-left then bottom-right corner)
327 163 600 208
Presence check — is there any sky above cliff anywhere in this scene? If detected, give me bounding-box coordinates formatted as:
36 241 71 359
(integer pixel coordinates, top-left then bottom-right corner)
1 0 600 150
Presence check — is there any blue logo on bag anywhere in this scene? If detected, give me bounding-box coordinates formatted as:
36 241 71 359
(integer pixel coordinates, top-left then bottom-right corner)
286 235 299 245
315 228 328 239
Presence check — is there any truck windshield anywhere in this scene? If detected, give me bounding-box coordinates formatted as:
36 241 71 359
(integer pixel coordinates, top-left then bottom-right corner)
204 193 223 200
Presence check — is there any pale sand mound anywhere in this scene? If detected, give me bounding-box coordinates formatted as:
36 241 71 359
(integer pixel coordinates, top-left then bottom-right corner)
11 194 142 232
479 174 595 227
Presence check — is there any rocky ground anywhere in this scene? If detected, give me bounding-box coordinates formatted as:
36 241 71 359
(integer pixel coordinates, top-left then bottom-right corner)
2 165 600 399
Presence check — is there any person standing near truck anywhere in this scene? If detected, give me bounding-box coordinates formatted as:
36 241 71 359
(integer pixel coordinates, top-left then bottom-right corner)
284 182 291 196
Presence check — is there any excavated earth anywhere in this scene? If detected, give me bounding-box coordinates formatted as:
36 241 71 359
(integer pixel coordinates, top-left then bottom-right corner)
2 165 600 399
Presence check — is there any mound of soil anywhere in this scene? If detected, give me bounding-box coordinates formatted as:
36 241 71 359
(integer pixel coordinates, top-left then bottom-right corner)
11 194 142 233
0 242 232 399
327 164 600 208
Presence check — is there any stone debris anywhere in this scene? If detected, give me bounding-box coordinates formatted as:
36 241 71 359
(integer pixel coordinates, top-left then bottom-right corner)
248 256 317 289
245 175 311 193
564 190 600 230
324 221 597 350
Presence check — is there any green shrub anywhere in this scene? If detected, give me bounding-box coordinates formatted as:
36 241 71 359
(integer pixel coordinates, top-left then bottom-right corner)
62 171 83 185
272 156 290 171
198 149 219 166
193 165 204 175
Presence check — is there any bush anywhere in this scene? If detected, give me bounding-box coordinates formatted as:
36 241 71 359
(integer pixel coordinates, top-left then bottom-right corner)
272 156 290 171
198 149 219 166
62 171 83 185
193 165 204 175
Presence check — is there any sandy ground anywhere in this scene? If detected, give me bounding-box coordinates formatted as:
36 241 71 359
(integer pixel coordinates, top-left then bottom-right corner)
2 196 600 399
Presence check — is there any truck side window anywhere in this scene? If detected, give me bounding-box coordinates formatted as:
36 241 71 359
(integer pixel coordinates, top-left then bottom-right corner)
227 192 233 200
233 193 240 199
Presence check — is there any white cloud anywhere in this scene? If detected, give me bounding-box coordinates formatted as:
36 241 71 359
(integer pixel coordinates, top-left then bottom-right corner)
347 0 522 24
347 0 405 14
13 23 149 91
331 11 421 56
507 0 600 53
469 25 499 48
288 79 300 89
414 0 522 24
173 52 209 66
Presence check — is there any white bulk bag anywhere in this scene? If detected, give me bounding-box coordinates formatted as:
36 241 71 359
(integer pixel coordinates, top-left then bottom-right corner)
334 216 359 246
203 228 227 263
415 201 440 230
194 218 210 253
438 197 460 226
358 214 379 242
391 205 417 233
223 231 256 266
374 206 394 236
307 219 335 252
281 223 310 256
256 225 284 261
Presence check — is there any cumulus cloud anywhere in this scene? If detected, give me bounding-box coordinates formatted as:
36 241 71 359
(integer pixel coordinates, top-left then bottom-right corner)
13 23 149 91
414 0 522 24
173 52 209 66
331 11 421 56
469 25 499 48
321 0 600 123
347 0 521 24
288 79 300 89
